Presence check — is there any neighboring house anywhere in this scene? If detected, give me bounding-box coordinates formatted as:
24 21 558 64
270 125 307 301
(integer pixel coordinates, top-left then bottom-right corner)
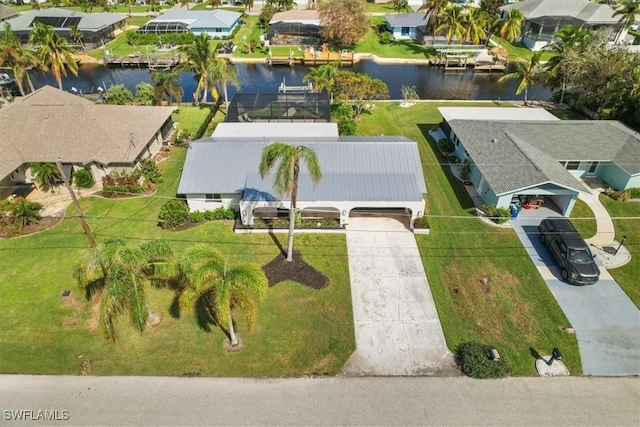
268 9 320 45
439 107 640 216
0 86 175 199
136 10 242 38
499 0 618 50
0 4 18 23
177 122 427 228
385 12 430 42
0 8 127 49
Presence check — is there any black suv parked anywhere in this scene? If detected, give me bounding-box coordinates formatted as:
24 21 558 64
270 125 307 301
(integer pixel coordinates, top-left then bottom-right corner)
539 217 600 285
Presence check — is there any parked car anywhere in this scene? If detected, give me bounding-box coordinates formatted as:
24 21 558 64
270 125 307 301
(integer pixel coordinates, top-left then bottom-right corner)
538 217 600 285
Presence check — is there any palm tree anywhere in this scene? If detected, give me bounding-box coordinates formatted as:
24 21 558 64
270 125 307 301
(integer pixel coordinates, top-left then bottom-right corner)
613 0 640 43
208 57 240 106
499 9 523 43
151 70 183 106
259 142 322 262
30 162 60 190
73 239 173 342
179 32 217 105
177 244 268 347
123 0 133 15
498 50 543 106
180 0 190 9
417 0 450 42
302 61 340 99
544 25 591 104
392 0 411 13
242 0 253 12
0 23 41 96
209 0 222 8
462 7 487 45
436 5 466 45
29 22 79 91
69 25 84 50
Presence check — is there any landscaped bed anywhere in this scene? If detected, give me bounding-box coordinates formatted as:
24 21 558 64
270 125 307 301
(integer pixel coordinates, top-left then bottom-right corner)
0 147 354 376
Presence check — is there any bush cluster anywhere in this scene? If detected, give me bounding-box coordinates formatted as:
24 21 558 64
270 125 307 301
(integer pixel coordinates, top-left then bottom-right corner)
126 31 195 47
456 342 511 379
413 216 429 229
73 169 95 188
136 158 163 184
102 172 145 198
158 202 236 229
0 198 42 233
438 138 455 154
480 204 511 224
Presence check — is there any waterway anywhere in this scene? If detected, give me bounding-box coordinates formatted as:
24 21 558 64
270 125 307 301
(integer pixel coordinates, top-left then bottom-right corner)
27 61 552 102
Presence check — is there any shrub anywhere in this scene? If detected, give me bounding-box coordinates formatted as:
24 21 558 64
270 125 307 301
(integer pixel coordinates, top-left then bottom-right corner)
11 198 42 230
105 84 134 105
626 187 640 199
456 342 511 379
73 169 95 188
211 206 235 220
158 199 190 229
190 210 206 223
480 204 511 224
135 82 154 105
378 31 394 44
438 138 455 154
0 199 12 215
101 171 143 197
136 158 163 184
413 216 429 229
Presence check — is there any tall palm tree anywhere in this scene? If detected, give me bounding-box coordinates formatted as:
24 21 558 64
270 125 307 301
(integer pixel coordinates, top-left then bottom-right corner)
302 61 340 99
179 32 217 105
0 23 41 96
242 0 253 12
499 9 523 43
29 22 79 91
417 0 450 42
151 70 183 106
544 25 591 104
177 245 268 347
123 0 133 15
30 162 60 190
73 239 173 342
208 57 240 106
498 51 543 106
462 7 487 45
613 0 640 42
436 5 466 45
259 142 322 262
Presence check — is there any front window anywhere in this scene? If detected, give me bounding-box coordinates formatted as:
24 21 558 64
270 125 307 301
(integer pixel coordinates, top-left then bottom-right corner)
566 161 580 170
569 248 593 263
401 27 410 36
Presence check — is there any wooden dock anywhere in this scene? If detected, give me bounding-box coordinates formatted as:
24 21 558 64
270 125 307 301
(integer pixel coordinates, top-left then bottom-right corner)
104 54 182 70
267 49 354 67
429 55 507 73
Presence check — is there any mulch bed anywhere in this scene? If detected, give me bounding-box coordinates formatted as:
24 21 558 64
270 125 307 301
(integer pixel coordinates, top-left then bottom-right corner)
262 250 330 290
0 216 63 239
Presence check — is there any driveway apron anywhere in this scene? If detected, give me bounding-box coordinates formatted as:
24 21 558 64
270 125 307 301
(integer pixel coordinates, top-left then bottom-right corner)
342 217 456 376
512 211 640 376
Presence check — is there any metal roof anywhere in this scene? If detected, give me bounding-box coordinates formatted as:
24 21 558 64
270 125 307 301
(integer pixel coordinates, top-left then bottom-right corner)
447 119 640 195
2 8 127 32
385 12 430 28
146 10 242 29
212 122 338 138
177 136 427 202
439 106 559 122
500 0 617 24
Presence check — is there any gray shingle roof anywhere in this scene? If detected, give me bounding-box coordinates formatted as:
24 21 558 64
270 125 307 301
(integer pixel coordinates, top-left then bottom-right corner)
385 12 430 28
0 86 175 178
177 136 427 202
448 119 640 195
149 10 242 29
2 8 127 32
500 0 617 24
0 4 19 21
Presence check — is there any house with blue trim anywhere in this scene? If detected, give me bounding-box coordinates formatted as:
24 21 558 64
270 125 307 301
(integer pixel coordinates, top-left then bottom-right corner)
438 107 640 216
385 12 430 42
137 10 242 38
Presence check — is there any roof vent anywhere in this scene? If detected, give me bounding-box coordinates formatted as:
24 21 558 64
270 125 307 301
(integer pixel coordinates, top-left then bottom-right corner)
491 138 498 143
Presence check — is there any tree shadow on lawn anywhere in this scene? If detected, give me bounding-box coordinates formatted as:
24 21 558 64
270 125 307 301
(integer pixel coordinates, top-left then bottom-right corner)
417 123 475 211
262 246 330 290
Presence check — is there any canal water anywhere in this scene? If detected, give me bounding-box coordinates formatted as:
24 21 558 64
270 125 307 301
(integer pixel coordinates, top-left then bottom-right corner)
27 61 551 102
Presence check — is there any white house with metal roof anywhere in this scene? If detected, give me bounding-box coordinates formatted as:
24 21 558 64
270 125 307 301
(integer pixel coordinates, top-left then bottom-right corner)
385 12 430 41
438 107 640 215
177 123 427 228
136 10 242 38
500 0 618 50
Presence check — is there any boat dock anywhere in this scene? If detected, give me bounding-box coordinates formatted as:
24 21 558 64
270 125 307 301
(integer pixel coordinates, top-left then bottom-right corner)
104 54 182 70
267 47 354 67
430 49 507 72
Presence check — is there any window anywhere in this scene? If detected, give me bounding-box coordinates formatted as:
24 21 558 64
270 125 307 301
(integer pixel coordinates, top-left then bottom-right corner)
566 161 580 170
206 193 221 201
401 27 410 36
588 161 599 174
215 28 222 33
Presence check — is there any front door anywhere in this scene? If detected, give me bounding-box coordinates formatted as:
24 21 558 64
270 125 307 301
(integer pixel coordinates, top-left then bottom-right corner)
586 161 599 176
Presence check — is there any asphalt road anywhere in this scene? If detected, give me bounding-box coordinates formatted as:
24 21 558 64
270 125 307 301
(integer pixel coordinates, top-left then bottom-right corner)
2 375 639 426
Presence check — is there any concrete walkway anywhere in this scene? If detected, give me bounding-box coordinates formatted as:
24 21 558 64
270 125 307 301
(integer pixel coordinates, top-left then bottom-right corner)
342 217 456 376
578 179 616 247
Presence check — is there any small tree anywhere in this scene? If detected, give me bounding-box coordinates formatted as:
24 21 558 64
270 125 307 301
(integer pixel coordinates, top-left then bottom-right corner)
73 169 95 188
333 71 389 118
12 199 41 230
319 0 370 46
158 199 190 229
401 85 419 105
30 162 60 190
135 82 154 105
332 103 356 135
105 84 134 105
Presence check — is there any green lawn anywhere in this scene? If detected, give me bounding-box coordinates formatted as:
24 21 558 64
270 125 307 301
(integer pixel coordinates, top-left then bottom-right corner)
0 147 354 376
600 194 640 308
491 36 555 62
356 101 581 376
172 106 214 134
570 198 597 240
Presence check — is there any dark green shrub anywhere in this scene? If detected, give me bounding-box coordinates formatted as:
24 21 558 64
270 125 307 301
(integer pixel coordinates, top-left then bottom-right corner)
456 342 511 379
73 169 95 188
211 206 235 220
136 158 163 184
378 31 393 44
203 209 216 221
626 187 640 199
480 204 511 224
413 216 429 229
190 211 205 223
0 199 13 214
438 138 455 154
105 84 134 105
158 199 190 229
12 199 42 230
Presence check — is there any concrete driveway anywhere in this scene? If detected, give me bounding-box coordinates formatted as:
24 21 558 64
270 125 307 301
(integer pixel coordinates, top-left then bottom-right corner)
512 209 640 376
342 217 456 376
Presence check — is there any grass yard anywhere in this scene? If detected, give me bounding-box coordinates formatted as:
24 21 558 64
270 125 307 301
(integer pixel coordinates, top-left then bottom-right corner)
356 101 581 376
0 148 354 376
172 105 214 134
600 195 640 308
570 198 597 240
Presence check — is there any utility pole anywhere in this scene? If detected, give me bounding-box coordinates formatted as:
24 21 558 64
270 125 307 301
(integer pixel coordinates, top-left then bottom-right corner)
56 158 98 249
